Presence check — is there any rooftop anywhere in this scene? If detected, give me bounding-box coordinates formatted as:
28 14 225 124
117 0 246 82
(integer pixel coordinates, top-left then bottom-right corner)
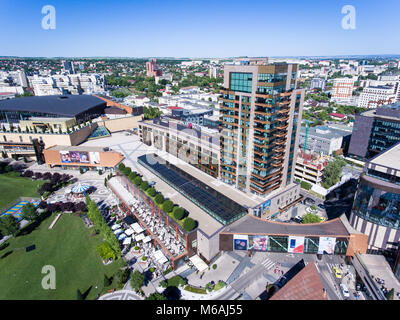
138 153 247 226
222 214 350 237
270 262 328 300
369 141 400 171
0 95 106 117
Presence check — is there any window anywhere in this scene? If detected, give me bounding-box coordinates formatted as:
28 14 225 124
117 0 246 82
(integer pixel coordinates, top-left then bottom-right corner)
230 72 253 93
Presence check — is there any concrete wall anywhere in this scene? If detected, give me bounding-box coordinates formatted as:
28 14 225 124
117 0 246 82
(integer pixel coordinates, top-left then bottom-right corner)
197 229 221 263
97 115 143 133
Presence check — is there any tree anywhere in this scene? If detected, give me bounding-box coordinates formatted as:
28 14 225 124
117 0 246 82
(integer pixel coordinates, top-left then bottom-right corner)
128 172 137 181
301 213 321 224
118 163 125 171
162 200 174 213
183 217 196 231
133 176 142 186
115 268 130 287
21 203 37 221
322 158 346 189
146 292 167 300
154 194 164 205
173 206 185 220
140 181 149 191
386 288 394 300
0 215 20 236
147 187 156 197
130 270 144 290
104 274 112 287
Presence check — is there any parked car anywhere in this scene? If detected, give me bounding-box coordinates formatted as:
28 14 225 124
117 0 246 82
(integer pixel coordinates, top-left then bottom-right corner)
333 266 342 279
304 197 315 205
318 203 326 210
340 283 350 298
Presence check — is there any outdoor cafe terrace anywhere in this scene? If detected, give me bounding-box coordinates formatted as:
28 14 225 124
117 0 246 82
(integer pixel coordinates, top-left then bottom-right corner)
107 174 197 270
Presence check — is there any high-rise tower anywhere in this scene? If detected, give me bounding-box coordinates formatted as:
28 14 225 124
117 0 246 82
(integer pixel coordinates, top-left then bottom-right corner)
219 58 304 197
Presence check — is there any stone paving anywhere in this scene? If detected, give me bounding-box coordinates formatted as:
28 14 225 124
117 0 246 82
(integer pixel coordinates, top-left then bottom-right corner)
99 289 143 300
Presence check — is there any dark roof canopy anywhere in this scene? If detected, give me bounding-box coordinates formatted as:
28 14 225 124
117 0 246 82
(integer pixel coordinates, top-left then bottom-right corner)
0 95 106 118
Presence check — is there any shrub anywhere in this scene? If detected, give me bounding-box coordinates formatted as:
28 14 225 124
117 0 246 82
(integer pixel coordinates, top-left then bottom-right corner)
130 270 144 290
159 280 168 288
301 180 312 190
154 194 164 205
212 264 217 270
123 167 131 176
173 206 185 220
149 267 155 273
98 169 103 175
146 292 167 300
301 213 322 224
115 268 130 287
118 163 125 171
162 200 174 213
140 181 149 191
96 242 116 260
79 167 84 174
183 217 196 231
133 176 142 186
142 256 147 261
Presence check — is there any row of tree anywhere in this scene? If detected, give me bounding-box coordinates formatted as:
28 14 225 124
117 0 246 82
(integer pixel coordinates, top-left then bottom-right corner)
86 195 121 258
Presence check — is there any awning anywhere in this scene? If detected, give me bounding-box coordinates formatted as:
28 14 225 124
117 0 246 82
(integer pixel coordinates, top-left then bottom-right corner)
135 233 145 242
143 235 152 243
153 250 164 261
113 228 123 235
131 223 144 234
189 255 208 272
157 256 169 265
125 228 134 236
111 224 121 230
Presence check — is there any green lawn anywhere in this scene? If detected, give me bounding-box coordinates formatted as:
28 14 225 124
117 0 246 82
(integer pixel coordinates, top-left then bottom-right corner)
0 172 46 209
0 213 124 300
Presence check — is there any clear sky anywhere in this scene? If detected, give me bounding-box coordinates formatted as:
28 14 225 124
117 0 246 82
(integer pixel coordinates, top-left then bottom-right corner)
1 0 400 58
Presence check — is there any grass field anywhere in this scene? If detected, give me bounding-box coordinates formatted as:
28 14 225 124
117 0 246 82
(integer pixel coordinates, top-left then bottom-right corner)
0 213 124 300
0 172 46 210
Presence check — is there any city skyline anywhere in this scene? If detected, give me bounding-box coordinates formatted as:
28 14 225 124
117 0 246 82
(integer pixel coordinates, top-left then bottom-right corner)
1 0 400 58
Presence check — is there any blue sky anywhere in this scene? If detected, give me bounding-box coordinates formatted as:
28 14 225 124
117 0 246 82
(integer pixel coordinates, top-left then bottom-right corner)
1 0 399 57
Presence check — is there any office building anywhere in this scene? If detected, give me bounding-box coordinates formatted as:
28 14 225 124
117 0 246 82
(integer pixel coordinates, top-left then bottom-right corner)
348 103 400 160
350 142 400 253
299 125 352 156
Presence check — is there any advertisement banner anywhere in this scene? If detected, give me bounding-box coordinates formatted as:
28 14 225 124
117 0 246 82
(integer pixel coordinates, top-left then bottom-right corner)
261 200 271 216
251 235 268 252
69 151 89 163
60 151 72 163
89 151 100 164
233 234 248 250
318 237 336 255
288 236 305 253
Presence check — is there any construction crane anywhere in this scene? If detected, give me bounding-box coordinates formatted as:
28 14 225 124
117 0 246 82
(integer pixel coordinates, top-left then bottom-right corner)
303 120 309 153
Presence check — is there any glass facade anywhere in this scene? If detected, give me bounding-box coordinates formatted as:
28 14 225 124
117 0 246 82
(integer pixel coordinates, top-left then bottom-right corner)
230 72 253 93
368 119 400 156
352 179 400 230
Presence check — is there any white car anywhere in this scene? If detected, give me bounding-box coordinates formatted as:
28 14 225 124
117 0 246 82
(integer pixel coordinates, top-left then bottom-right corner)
340 283 350 298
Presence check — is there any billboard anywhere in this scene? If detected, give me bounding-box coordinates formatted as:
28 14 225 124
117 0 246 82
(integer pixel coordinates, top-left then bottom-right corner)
318 237 336 255
261 200 271 216
60 151 72 163
288 236 305 253
68 151 90 164
251 235 268 252
89 151 100 164
233 235 248 250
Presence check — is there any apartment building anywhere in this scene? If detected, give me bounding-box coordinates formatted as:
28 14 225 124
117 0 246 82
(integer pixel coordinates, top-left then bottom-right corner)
331 78 355 102
219 59 305 198
139 117 220 178
358 85 398 109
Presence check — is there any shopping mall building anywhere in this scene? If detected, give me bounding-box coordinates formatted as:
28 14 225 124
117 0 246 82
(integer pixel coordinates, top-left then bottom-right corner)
350 142 400 253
